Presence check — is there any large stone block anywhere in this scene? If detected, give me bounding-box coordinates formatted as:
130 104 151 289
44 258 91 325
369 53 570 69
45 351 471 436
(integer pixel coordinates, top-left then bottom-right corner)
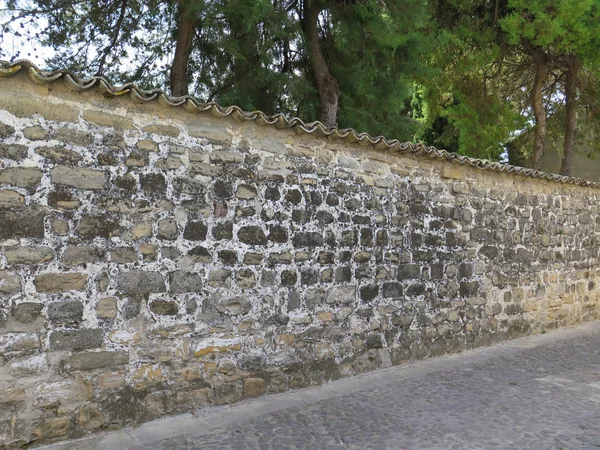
0 270 21 294
4 246 55 265
62 246 105 266
0 207 46 239
117 271 166 295
47 300 84 324
77 216 120 238
0 167 43 188
34 273 88 293
238 226 268 245
51 167 107 190
169 271 203 293
0 143 28 160
11 302 43 323
65 351 129 371
50 329 103 350
326 286 356 305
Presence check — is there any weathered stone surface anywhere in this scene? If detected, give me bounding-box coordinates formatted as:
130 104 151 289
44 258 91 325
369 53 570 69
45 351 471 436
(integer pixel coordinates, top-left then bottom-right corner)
96 297 118 319
137 139 159 151
23 125 48 140
11 302 43 323
51 219 69 236
0 167 43 188
50 329 103 350
217 296 251 315
184 221 208 241
32 417 72 441
54 128 93 146
0 270 21 294
238 226 268 245
117 271 166 295
213 180 234 198
143 124 180 137
47 300 84 324
0 122 15 137
0 207 46 239
150 300 179 315
4 246 54 265
63 246 104 266
51 167 107 190
292 232 323 248
36 145 83 163
110 247 137 264
170 271 203 293
213 221 233 241
65 351 129 371
0 143 28 160
326 286 356 305
157 218 178 240
0 189 24 208
140 173 166 195
77 216 120 238
244 378 267 397
34 273 87 293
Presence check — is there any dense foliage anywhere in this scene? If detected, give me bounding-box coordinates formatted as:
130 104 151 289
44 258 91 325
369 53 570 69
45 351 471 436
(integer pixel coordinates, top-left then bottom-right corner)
1 0 599 174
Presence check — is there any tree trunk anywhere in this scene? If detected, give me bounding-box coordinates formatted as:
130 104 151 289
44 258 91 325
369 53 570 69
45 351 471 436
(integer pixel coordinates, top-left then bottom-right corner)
530 51 548 170
170 3 196 97
559 58 579 177
301 1 340 128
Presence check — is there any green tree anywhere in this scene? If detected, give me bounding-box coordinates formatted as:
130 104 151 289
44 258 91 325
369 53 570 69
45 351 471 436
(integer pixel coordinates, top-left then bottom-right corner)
421 0 527 160
501 0 600 176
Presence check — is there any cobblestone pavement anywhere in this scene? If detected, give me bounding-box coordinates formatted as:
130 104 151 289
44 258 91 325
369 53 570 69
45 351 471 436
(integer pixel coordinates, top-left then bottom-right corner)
42 322 600 450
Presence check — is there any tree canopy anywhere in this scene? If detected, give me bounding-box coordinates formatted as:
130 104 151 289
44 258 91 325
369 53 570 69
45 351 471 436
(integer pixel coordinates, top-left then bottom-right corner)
1 0 600 175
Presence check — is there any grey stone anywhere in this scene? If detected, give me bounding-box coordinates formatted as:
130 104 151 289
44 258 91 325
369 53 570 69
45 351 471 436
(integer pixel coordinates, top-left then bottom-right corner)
217 297 251 315
212 221 233 241
169 271 203 293
140 173 167 196
47 301 84 324
0 270 22 294
51 167 107 190
326 286 356 305
183 221 208 241
238 226 268 245
11 302 43 323
117 271 166 295
54 128 93 146
4 247 54 265
0 167 43 188
65 351 129 371
50 329 103 350
157 219 179 240
292 232 323 248
0 143 28 160
0 207 46 239
0 123 15 137
77 216 120 238
63 246 104 266
149 300 179 316
110 247 137 264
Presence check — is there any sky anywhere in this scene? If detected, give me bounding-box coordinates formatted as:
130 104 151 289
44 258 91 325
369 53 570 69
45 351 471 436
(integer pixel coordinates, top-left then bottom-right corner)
0 1 55 66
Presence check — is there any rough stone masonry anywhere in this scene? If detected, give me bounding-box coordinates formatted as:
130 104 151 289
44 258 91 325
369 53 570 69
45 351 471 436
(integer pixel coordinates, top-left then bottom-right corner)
0 66 599 448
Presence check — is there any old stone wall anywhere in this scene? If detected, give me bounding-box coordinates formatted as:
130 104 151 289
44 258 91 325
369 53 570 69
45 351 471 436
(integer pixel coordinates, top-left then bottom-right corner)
1 69 599 447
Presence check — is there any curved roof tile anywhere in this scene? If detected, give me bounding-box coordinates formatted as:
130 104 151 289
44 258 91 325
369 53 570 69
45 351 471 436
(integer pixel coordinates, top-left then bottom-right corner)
1 59 598 189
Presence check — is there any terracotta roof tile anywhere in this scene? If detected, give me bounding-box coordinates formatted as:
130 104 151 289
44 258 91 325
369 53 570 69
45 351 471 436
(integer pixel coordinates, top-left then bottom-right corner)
1 60 598 188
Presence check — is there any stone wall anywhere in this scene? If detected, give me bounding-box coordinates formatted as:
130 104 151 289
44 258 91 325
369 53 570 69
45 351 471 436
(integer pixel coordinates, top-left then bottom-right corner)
1 69 599 447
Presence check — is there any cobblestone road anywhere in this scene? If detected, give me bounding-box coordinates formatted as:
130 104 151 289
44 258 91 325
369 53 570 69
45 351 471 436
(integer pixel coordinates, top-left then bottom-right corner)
43 322 600 450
